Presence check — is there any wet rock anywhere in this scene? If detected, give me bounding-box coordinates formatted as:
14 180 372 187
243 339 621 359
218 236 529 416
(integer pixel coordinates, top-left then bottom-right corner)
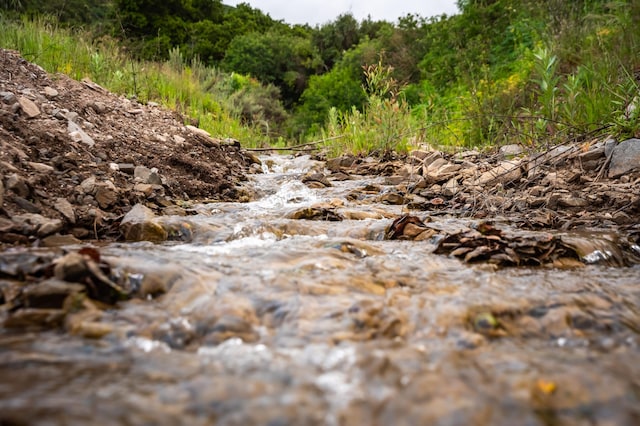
4 308 67 328
434 223 588 266
471 312 502 336
608 138 640 178
302 172 332 188
17 96 40 118
287 205 343 221
379 191 405 205
53 250 129 303
326 155 355 172
18 279 85 309
385 214 428 240
120 203 168 242
345 299 407 340
202 315 260 345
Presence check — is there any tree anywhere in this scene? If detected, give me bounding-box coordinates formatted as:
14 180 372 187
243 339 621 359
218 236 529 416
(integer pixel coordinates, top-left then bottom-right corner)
221 30 321 107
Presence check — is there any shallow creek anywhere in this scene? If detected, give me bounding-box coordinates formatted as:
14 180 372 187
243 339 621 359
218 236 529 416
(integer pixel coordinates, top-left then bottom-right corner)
1 154 639 425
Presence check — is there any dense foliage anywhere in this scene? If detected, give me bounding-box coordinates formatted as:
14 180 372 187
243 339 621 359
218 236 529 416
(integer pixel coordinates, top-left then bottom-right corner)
1 0 639 153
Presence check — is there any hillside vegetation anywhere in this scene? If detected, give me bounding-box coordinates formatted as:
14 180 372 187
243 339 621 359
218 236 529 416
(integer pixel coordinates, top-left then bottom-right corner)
1 0 639 155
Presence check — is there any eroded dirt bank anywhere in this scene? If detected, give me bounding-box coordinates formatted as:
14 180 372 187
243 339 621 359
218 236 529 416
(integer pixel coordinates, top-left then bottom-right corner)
0 48 257 247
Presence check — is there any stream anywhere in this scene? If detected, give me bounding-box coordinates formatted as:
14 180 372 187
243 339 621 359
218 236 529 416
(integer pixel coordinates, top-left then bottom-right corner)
1 154 639 425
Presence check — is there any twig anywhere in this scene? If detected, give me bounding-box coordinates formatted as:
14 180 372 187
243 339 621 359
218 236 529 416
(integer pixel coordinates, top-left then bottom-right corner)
245 134 346 152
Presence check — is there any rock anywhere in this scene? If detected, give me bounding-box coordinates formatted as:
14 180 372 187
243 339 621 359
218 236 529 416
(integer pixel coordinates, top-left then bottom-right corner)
608 138 640 178
499 144 524 158
423 158 462 183
19 279 85 309
302 172 332 188
1 91 17 104
90 101 107 114
558 196 590 208
41 234 83 247
27 161 55 173
5 173 30 197
421 151 443 167
326 156 355 172
79 176 97 194
54 198 76 224
120 203 168 242
116 163 135 175
410 150 431 160
173 134 186 144
0 175 3 206
17 96 40 118
94 184 119 209
287 205 343 221
4 308 67 328
43 86 59 98
0 217 14 233
604 138 617 158
476 160 521 186
68 120 95 147
579 146 605 161
134 166 162 185
382 175 404 186
379 192 405 205
12 213 63 237
13 196 41 213
53 251 130 303
442 177 460 197
133 183 156 196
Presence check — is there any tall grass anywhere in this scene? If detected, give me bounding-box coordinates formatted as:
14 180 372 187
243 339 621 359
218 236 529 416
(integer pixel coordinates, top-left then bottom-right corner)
0 15 267 147
321 60 416 156
314 1 640 154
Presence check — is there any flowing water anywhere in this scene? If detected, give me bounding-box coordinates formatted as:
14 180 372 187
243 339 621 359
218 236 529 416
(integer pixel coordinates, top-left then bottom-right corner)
1 155 640 425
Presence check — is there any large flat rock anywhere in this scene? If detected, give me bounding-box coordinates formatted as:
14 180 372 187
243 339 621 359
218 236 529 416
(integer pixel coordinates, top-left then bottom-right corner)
609 138 640 178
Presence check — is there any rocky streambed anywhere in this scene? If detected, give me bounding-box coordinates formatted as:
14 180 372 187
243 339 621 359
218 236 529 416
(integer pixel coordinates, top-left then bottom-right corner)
1 49 640 425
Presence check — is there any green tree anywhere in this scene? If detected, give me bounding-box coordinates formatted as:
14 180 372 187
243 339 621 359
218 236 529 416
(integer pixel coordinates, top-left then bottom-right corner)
221 30 321 107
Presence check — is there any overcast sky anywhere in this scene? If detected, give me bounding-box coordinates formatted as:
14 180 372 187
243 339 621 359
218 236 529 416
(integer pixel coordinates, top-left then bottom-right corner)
223 1 459 26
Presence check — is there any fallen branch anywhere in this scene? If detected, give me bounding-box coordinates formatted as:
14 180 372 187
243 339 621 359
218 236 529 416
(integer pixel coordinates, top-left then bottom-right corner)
245 134 346 152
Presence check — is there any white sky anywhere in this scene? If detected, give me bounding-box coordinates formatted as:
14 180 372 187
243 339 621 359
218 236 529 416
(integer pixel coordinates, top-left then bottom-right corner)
223 1 459 26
